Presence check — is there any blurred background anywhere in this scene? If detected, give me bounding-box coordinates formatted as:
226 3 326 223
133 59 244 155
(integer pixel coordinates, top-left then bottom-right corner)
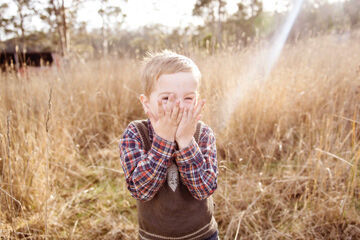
1 0 359 57
0 1 360 239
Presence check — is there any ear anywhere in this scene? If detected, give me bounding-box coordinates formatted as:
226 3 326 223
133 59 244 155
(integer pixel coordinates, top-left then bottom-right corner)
139 94 150 114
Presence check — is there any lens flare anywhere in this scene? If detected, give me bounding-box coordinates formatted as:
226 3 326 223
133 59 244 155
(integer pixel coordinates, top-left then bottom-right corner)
219 0 305 131
265 0 304 79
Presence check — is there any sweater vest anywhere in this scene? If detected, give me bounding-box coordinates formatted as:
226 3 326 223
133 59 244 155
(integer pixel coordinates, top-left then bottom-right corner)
132 119 218 240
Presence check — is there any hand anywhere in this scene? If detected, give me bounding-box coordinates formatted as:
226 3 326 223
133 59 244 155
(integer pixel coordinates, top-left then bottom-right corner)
146 94 183 142
175 98 205 149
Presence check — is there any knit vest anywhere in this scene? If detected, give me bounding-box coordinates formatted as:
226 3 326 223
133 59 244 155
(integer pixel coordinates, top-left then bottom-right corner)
132 119 218 240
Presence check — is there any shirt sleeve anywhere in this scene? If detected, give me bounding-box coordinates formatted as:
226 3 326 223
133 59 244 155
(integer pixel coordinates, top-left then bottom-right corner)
174 124 218 200
118 122 176 202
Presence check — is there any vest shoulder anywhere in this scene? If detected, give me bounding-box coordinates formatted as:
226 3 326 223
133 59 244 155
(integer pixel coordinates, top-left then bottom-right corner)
120 119 148 142
125 119 148 132
127 119 151 151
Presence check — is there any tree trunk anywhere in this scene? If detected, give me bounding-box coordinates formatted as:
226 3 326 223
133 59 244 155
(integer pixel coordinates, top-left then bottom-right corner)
217 0 222 48
210 11 216 54
50 0 67 56
17 2 26 66
61 0 69 53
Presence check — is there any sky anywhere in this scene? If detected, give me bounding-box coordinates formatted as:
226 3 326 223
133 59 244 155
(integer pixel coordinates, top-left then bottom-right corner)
1 0 346 39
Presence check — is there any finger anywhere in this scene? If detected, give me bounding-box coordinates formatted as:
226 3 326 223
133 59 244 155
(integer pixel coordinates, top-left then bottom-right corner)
193 97 198 109
157 99 165 117
171 99 180 120
188 99 196 117
193 99 202 116
177 106 184 124
184 106 190 120
167 94 176 113
194 99 205 118
164 94 173 117
195 114 202 122
146 109 157 122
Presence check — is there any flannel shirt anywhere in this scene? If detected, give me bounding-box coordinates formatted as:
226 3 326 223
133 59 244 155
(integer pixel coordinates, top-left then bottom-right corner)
118 119 218 202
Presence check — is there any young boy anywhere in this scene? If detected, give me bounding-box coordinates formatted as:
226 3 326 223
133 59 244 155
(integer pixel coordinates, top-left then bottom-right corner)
118 50 219 240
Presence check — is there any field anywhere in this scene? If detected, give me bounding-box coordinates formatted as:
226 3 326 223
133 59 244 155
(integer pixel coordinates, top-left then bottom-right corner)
1 33 360 239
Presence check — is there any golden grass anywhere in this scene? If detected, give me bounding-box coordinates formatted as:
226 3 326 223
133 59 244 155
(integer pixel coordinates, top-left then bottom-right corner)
1 33 360 239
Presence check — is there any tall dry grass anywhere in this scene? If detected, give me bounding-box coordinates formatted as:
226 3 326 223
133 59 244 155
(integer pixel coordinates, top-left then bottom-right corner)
0 33 359 239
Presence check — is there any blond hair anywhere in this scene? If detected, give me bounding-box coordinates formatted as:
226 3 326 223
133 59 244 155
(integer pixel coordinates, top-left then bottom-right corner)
140 50 201 97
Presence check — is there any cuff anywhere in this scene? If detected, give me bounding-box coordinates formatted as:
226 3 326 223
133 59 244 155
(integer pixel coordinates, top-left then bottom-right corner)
175 138 202 165
151 133 176 162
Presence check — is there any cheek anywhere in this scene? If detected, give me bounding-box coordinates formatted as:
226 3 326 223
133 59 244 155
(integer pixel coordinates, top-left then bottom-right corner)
147 98 158 113
149 98 167 114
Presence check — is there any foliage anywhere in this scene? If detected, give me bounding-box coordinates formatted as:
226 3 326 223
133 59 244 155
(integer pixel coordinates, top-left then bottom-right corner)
0 0 360 57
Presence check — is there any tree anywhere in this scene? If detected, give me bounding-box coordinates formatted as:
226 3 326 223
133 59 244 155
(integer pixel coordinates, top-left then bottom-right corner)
40 0 83 56
14 0 38 45
344 0 360 29
0 1 38 46
192 0 264 49
0 3 12 40
288 0 351 39
98 0 127 57
193 0 227 49
225 0 263 45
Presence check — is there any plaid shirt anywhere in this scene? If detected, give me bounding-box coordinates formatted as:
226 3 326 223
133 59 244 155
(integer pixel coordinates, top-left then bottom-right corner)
118 119 218 202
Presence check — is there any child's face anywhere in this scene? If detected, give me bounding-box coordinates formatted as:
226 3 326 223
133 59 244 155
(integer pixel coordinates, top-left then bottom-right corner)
140 71 199 118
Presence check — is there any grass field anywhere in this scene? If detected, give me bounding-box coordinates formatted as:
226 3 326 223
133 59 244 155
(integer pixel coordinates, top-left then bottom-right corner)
1 32 360 239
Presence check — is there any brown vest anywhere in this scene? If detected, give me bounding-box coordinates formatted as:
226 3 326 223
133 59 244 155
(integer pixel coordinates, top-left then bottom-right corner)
132 120 218 240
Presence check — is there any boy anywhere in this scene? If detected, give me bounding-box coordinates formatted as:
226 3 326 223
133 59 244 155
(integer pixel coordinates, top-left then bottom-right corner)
118 50 219 240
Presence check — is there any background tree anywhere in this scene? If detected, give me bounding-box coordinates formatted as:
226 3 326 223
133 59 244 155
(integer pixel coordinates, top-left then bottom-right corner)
1 0 360 58
224 0 263 46
40 0 83 56
0 0 38 48
192 0 264 50
193 0 227 50
13 0 38 46
0 3 12 41
98 0 127 57
288 0 350 40
344 0 360 30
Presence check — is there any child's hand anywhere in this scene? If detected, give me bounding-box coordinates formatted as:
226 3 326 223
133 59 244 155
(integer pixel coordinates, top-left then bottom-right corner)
146 94 183 142
175 98 205 149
